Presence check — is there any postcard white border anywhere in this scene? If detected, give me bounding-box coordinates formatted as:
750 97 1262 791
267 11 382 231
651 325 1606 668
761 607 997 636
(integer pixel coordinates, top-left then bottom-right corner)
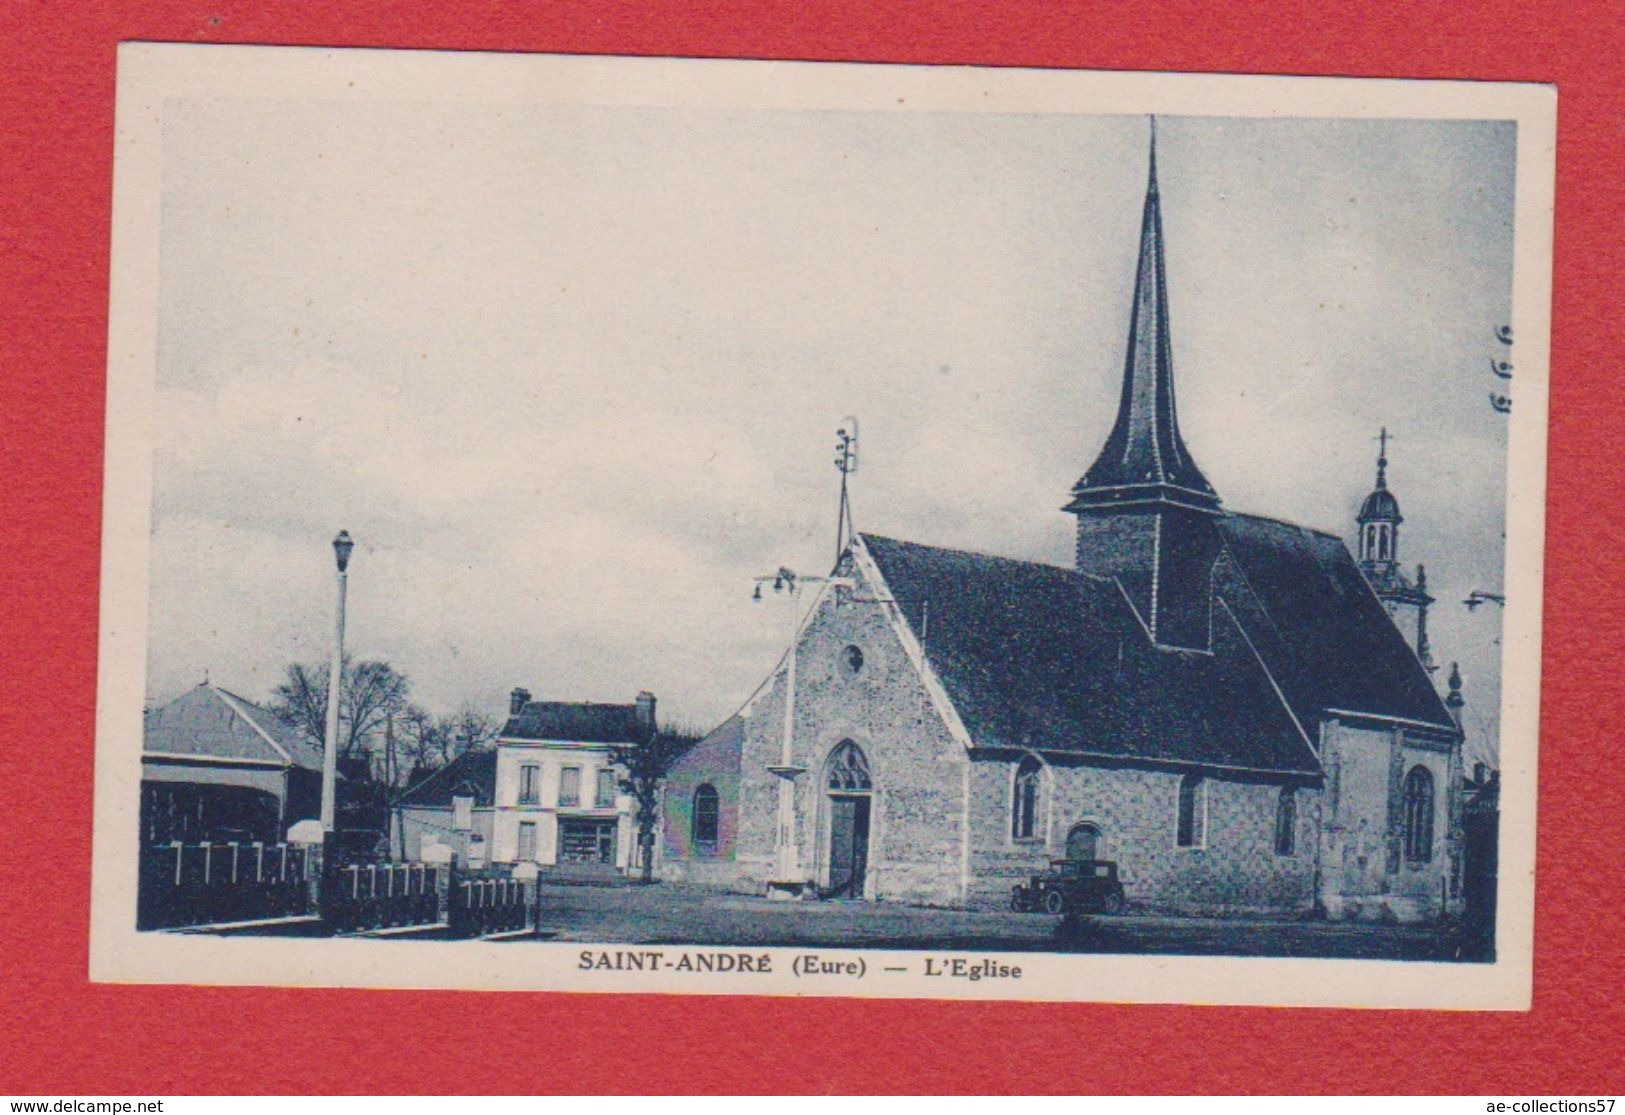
91 43 1554 1010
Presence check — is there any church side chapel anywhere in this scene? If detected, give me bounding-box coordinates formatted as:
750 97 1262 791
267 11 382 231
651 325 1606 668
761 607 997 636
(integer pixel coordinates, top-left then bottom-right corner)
660 126 1466 922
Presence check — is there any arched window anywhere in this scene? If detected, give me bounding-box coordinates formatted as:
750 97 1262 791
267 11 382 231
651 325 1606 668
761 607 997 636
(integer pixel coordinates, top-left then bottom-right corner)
1274 786 1296 856
826 740 872 792
1176 774 1206 848
1012 756 1042 840
1402 766 1434 863
691 784 719 849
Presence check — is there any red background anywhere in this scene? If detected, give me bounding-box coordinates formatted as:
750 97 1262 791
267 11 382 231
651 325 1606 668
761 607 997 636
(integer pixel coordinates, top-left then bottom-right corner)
1 1 1619 1095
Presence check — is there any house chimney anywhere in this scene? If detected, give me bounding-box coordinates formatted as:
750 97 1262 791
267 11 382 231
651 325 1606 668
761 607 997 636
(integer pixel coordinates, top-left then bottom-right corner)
509 687 532 716
634 691 657 739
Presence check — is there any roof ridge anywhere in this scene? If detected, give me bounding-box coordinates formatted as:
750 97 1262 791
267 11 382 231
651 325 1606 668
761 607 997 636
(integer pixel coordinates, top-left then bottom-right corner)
210 686 295 767
394 747 493 805
1221 509 1342 541
530 699 635 708
859 532 1082 576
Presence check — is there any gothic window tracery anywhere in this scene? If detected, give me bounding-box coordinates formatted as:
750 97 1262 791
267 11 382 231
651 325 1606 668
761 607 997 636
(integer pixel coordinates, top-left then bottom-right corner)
1402 765 1435 863
826 740 872 792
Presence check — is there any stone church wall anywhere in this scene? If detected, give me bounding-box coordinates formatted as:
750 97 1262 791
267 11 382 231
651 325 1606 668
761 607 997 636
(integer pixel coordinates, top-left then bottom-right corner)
659 715 746 889
964 754 1319 914
1319 719 1459 923
727 569 969 905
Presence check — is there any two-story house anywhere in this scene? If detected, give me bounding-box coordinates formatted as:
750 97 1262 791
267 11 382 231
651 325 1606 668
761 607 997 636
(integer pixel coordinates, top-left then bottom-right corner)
490 688 656 876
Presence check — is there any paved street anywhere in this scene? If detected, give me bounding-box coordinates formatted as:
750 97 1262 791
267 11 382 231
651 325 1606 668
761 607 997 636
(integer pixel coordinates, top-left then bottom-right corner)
513 881 1470 962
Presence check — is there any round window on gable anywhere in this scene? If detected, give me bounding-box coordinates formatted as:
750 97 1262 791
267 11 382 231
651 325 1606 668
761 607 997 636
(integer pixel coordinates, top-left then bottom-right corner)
842 644 865 675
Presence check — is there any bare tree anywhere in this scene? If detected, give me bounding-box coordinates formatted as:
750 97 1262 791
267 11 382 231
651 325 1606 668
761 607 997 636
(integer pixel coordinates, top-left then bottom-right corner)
446 703 499 759
395 703 444 776
608 724 703 884
395 701 500 773
270 656 412 765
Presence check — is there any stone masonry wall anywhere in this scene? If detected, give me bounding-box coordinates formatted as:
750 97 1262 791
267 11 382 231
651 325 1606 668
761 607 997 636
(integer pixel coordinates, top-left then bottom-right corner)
1319 719 1458 923
731 565 969 906
659 716 745 887
965 754 1320 914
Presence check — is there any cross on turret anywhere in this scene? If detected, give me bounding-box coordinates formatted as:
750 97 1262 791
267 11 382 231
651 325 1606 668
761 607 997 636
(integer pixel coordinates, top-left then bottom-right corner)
1355 429 1436 673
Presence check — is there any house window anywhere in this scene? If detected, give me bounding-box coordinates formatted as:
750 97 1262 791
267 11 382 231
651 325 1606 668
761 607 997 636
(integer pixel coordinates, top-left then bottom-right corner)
595 769 617 809
518 764 540 805
692 784 720 849
558 766 580 807
1012 756 1042 840
1274 787 1296 856
1402 765 1435 863
1176 774 1206 848
517 821 537 861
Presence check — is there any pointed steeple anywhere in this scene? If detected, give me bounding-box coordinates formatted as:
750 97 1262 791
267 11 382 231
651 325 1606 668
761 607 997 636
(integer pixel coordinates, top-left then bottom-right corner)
1067 117 1220 515
1068 121 1225 652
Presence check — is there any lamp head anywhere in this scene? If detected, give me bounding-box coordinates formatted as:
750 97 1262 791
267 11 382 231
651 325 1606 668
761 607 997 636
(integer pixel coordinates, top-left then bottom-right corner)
332 530 355 573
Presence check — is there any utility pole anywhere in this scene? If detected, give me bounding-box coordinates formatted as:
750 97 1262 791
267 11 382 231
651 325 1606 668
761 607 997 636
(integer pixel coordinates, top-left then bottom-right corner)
753 566 854 898
320 530 354 835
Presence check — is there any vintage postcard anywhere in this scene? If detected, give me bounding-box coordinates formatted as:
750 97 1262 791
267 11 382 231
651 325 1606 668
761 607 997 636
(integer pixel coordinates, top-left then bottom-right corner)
91 44 1553 1009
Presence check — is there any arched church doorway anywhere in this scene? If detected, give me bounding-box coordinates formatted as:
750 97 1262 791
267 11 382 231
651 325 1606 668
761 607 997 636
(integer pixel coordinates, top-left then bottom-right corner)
824 741 873 899
1066 822 1101 863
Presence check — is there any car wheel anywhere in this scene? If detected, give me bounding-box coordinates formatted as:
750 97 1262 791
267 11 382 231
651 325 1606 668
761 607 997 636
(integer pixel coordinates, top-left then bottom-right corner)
1102 890 1125 915
1043 890 1066 915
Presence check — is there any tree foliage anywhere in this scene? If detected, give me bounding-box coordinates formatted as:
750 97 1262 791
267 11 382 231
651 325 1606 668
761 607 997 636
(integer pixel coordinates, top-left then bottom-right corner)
608 722 704 883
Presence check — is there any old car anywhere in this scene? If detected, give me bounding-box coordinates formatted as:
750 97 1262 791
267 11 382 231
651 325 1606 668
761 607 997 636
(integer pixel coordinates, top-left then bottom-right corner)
1011 859 1126 915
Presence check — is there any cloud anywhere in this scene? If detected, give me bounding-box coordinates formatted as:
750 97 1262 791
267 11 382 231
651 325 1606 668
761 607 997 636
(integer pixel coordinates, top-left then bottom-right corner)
145 104 1515 750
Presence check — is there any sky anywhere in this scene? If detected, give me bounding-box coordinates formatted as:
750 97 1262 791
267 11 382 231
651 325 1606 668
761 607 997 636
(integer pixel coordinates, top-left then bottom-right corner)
147 99 1514 766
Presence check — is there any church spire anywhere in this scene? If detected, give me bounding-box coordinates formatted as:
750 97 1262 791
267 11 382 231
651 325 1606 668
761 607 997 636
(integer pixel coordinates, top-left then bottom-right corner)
1069 121 1225 652
1066 117 1220 515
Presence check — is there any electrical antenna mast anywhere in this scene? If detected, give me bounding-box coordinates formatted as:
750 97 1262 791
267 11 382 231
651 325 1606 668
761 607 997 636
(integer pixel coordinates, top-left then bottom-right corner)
833 417 859 568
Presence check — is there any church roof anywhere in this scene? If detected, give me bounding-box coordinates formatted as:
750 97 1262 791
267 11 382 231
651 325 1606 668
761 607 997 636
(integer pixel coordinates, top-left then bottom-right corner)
859 534 1319 774
143 683 324 771
1213 514 1454 730
1067 121 1220 515
859 515 1454 770
1358 487 1402 523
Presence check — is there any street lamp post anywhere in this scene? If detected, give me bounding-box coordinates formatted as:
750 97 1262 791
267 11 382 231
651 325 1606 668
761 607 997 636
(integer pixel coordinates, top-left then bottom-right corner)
320 530 354 835
753 567 853 898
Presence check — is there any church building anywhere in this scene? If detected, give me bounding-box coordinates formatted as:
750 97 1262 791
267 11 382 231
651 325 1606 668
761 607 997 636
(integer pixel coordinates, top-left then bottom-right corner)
660 132 1465 923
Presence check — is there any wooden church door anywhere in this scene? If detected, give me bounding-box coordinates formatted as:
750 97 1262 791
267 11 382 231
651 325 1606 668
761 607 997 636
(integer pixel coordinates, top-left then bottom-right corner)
827 795 871 898
1066 822 1100 862
824 741 874 899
